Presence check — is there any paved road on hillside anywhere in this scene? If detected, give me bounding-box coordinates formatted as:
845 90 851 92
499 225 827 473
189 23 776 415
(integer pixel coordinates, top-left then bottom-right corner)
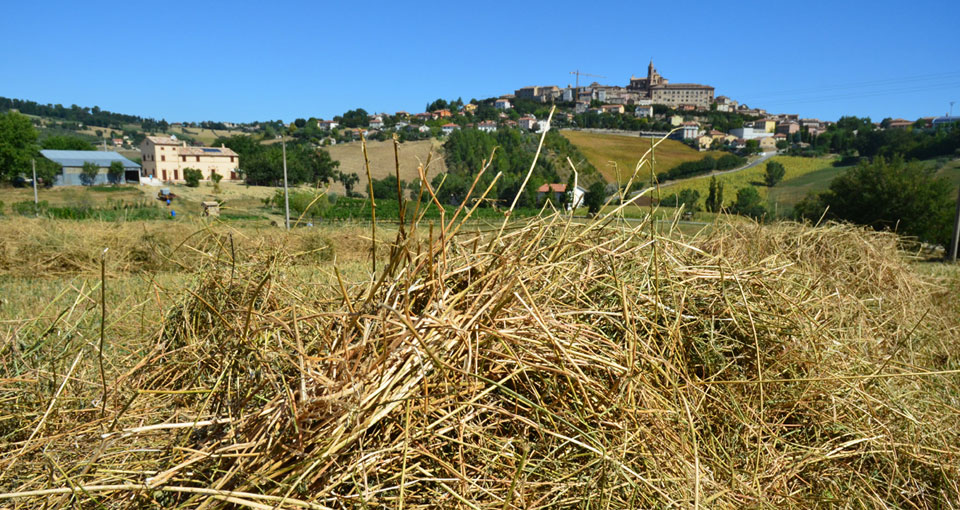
658 150 780 189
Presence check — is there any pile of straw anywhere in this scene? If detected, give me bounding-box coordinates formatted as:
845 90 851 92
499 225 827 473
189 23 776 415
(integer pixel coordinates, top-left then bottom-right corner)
1 210 958 508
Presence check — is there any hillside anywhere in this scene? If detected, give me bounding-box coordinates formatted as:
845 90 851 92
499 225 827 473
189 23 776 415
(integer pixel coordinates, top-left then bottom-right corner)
325 139 447 196
560 130 711 183
661 155 845 212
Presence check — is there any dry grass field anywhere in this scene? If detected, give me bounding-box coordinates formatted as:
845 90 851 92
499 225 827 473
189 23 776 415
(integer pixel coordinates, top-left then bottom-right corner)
560 130 713 183
1 209 958 507
325 138 447 196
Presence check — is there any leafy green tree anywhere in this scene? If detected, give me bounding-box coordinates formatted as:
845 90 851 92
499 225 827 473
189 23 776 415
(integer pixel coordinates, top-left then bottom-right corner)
107 160 125 184
80 161 100 186
371 175 405 200
41 135 95 151
338 109 369 128
764 160 786 187
338 171 359 197
795 156 953 246
584 181 607 215
661 189 701 211
730 186 766 219
426 99 449 112
183 168 202 187
0 112 38 182
705 176 724 212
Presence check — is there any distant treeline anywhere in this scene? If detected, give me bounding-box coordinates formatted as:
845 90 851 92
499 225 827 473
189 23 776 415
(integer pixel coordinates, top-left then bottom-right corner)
0 96 153 129
792 116 960 161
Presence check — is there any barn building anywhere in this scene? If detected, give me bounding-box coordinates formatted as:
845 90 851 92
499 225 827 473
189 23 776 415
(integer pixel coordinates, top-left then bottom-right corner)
39 150 141 186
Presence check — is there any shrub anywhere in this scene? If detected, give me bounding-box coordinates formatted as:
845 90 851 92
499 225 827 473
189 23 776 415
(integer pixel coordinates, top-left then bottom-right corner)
796 156 953 246
80 161 100 186
730 186 766 219
183 168 202 187
211 172 223 193
13 200 47 216
108 160 125 184
660 189 701 211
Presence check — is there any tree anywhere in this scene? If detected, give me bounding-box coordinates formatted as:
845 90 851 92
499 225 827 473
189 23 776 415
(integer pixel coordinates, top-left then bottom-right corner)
0 112 38 182
795 156 954 246
661 189 701 211
107 160 125 184
338 172 359 197
584 181 607 215
338 109 369 128
80 161 100 186
183 168 202 187
730 186 766 219
764 160 786 187
705 176 724 212
41 135 95 151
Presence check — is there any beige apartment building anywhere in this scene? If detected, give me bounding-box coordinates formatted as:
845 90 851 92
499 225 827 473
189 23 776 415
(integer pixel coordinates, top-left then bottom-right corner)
140 135 240 182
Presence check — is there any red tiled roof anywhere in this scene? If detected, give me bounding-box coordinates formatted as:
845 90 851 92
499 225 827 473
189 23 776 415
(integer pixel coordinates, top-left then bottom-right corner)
537 183 566 193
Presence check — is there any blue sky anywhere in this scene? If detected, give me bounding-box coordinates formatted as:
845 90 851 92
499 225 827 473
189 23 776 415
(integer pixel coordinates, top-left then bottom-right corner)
2 0 958 123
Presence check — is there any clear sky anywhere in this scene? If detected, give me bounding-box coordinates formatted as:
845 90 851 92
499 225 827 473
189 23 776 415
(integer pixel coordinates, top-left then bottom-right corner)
2 0 958 124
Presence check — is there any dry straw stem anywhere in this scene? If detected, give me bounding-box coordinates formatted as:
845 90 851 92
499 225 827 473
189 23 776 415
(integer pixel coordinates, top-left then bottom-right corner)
1 133 959 508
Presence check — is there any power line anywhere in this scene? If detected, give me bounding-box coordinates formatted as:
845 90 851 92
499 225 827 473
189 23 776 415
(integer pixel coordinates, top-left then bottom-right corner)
747 82 960 107
740 70 960 101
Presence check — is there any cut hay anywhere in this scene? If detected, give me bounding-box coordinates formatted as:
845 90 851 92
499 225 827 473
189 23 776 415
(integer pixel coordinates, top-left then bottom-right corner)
1 140 959 507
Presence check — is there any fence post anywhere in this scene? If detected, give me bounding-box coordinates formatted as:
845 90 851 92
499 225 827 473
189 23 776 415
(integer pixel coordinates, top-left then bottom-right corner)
950 185 960 262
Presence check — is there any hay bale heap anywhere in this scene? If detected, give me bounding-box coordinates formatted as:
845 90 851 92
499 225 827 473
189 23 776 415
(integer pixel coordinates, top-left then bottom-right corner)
2 215 959 508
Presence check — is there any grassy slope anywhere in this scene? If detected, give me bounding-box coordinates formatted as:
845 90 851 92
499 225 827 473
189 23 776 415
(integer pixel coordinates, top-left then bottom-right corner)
560 130 710 183
660 155 844 211
325 139 447 196
933 158 960 186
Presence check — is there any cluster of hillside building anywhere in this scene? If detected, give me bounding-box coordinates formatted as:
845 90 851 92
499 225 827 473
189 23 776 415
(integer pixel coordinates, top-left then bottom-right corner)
30 60 960 186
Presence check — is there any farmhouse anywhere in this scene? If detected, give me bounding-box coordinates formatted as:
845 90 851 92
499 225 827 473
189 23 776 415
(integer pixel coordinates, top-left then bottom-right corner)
140 135 240 183
536 183 587 210
39 150 141 186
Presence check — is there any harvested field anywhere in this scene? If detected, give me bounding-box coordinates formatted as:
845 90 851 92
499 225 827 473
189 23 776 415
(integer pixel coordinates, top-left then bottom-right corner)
1 207 959 507
561 130 711 184
326 139 447 196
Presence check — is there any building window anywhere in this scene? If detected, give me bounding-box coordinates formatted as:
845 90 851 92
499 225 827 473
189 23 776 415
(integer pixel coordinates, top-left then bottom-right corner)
230 156 234 163
196 156 200 162
182 156 186 162
161 155 165 162
174 169 178 180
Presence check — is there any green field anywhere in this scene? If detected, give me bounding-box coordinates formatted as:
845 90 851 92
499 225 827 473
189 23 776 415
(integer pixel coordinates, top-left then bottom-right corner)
560 130 711 183
660 155 845 212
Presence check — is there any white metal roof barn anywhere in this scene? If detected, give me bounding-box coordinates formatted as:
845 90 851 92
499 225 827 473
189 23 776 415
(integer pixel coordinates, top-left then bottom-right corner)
39 150 141 186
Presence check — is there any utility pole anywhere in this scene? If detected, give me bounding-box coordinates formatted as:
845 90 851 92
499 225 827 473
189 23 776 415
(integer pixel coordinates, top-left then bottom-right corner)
32 159 38 215
281 136 290 230
950 185 960 262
